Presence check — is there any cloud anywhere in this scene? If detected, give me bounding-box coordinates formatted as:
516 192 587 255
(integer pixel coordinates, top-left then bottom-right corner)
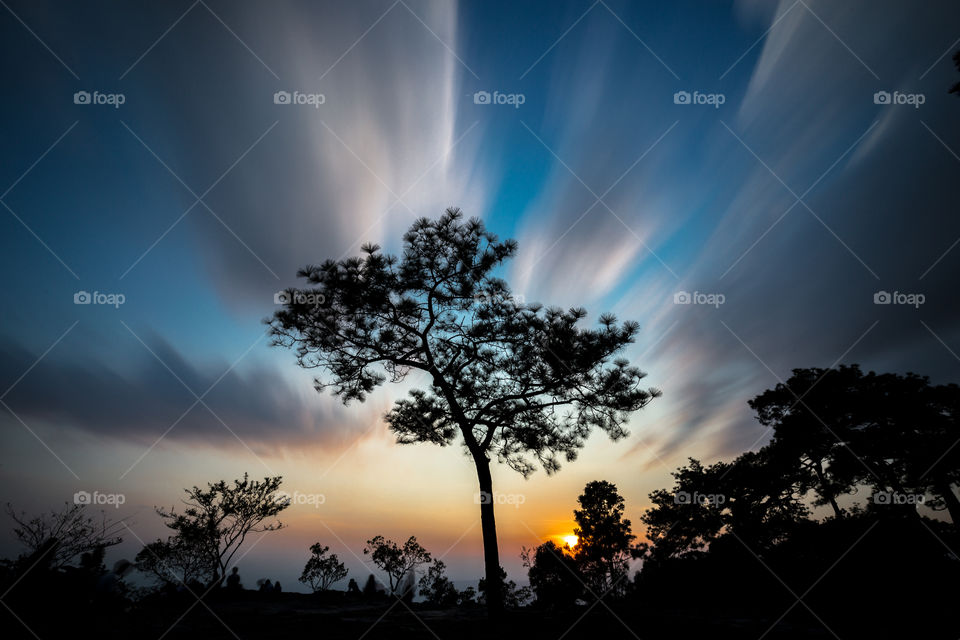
0 332 390 456
124 0 488 310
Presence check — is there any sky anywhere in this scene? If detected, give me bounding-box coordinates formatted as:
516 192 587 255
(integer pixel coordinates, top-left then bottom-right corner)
1 0 959 589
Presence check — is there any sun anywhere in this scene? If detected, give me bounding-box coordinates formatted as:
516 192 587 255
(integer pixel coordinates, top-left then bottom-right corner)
563 535 579 548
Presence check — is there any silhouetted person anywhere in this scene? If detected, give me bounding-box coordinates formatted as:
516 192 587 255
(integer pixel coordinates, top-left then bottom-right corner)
362 574 378 598
274 581 282 593
258 578 273 592
226 566 242 590
347 578 361 596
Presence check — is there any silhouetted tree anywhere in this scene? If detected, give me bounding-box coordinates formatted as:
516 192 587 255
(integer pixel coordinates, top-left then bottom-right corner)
299 543 348 592
572 481 636 596
640 451 808 563
6 502 124 569
155 474 289 588
135 535 217 587
521 540 582 609
457 585 477 605
418 559 458 607
749 366 866 518
270 209 659 613
751 366 960 528
363 535 431 594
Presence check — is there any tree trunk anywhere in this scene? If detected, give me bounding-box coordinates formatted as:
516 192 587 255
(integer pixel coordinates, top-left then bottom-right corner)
934 477 960 530
474 453 503 617
813 459 844 519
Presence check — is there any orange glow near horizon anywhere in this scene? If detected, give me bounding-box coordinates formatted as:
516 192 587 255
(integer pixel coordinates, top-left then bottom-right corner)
563 534 579 548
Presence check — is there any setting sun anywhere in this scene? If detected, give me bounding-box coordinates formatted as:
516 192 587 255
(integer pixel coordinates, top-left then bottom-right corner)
563 535 579 548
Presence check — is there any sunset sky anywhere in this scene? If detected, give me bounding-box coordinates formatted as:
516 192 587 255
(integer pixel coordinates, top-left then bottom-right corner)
2 0 959 589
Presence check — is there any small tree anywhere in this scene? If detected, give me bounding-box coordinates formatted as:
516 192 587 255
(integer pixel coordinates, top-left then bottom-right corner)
522 541 583 609
458 585 477 605
573 481 636 596
156 474 289 588
363 535 431 594
299 543 348 592
418 559 459 607
135 536 217 587
6 502 124 569
270 210 660 613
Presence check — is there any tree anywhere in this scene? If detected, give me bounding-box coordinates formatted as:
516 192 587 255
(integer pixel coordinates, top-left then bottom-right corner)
749 366 866 519
155 474 289 588
299 543 348 592
640 450 809 564
750 366 960 529
418 559 459 607
135 536 217 588
6 502 124 569
572 481 637 596
269 209 660 613
363 535 431 595
521 540 582 609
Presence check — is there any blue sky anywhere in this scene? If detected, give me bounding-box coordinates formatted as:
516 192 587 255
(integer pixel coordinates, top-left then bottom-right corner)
2 0 959 587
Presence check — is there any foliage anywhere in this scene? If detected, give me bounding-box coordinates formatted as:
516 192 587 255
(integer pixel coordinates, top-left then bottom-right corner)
521 541 582 608
573 481 637 595
6 502 124 569
299 543 348 592
363 535 432 593
478 566 532 608
749 365 960 526
155 474 289 587
134 536 216 588
417 559 459 607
